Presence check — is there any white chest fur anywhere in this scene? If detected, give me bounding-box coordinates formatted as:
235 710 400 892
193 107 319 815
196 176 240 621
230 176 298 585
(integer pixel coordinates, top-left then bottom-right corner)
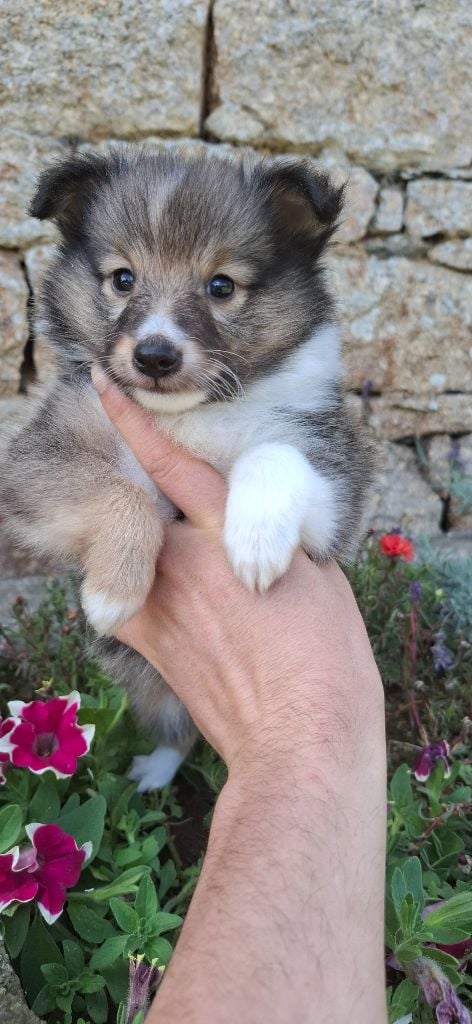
152 325 342 475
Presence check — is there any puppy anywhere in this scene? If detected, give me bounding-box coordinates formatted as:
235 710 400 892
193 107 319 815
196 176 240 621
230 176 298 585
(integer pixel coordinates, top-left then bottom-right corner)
0 147 373 789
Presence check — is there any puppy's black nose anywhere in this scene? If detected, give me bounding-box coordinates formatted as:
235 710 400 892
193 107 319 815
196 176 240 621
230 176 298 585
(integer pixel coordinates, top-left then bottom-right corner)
133 337 183 380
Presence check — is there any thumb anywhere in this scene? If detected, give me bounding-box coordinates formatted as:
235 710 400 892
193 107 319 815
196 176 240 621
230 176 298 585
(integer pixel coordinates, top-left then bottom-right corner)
91 366 226 529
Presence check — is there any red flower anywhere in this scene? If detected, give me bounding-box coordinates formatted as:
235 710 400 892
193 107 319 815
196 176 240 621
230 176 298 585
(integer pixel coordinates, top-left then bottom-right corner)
379 533 415 562
25 823 92 924
0 691 94 778
0 846 38 913
0 717 14 785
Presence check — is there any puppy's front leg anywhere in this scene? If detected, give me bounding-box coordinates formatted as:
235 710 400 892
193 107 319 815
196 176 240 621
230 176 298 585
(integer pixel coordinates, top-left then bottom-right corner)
1 430 163 636
224 443 339 591
79 479 163 636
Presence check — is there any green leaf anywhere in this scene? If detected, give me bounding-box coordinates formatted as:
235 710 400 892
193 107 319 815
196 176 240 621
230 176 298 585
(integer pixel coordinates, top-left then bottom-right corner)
158 860 177 903
41 962 69 986
61 792 81 815
67 902 116 944
447 785 471 804
422 947 462 986
151 912 182 936
425 829 465 870
20 914 64 1003
135 874 158 922
390 765 414 807
86 987 109 1024
110 897 140 935
395 942 423 965
103 960 129 1004
425 925 469 944
29 775 61 823
78 706 119 738
80 973 107 994
56 795 106 863
110 783 137 829
3 903 30 959
391 867 408 919
424 892 472 935
399 894 421 940
62 939 85 976
402 858 424 913
143 936 173 965
90 934 129 970
0 805 23 854
74 866 151 902
387 978 418 1023
31 985 57 1016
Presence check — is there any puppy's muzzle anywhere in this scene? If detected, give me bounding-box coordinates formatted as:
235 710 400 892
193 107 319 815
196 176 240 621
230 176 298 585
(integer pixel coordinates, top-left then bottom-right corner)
133 337 183 380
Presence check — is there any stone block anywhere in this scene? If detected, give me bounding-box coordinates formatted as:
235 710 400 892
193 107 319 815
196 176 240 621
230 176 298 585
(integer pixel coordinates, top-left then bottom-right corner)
0 254 29 396
0 1 208 138
405 179 472 238
371 187 404 234
329 251 472 394
428 239 472 271
366 441 441 537
366 394 472 440
0 132 64 247
207 0 472 171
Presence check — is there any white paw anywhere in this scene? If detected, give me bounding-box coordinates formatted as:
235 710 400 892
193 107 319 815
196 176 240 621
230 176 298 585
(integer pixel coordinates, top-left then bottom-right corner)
81 586 146 636
224 443 339 591
224 508 300 592
129 747 184 791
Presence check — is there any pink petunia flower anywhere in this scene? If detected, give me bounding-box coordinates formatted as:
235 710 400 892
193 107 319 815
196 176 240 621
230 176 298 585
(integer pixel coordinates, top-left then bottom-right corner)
413 740 451 782
25 823 92 924
0 717 14 784
0 691 94 778
0 846 39 913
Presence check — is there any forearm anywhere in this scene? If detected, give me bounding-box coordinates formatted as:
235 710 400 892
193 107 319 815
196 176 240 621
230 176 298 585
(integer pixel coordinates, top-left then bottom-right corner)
149 731 387 1024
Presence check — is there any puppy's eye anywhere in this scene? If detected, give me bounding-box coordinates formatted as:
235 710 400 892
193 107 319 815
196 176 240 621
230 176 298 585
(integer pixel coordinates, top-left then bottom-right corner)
207 275 235 299
112 268 135 293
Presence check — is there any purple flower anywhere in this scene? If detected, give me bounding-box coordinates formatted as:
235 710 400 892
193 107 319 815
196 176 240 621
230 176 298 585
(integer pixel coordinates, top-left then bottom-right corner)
448 441 465 473
432 633 455 673
409 581 423 604
126 955 164 1023
413 740 451 782
409 958 470 1023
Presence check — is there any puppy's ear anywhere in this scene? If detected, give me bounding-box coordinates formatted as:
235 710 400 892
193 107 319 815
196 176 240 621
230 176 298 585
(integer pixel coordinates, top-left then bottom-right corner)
252 158 344 242
29 153 110 233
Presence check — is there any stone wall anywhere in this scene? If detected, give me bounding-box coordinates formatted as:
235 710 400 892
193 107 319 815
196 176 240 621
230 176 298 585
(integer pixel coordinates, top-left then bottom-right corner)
1 0 471 579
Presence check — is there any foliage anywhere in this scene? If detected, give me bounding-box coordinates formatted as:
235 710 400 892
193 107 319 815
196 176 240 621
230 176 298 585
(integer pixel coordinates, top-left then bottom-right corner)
0 535 470 1023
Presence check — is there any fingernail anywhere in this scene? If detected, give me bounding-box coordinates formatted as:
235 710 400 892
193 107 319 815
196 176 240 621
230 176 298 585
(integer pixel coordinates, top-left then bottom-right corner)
91 364 108 394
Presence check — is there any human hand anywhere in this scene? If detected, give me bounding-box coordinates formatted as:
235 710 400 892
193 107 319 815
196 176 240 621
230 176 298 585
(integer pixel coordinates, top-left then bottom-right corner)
92 369 384 777
93 369 388 1024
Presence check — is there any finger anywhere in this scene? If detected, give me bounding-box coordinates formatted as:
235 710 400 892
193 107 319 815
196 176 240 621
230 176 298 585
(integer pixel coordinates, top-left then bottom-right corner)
92 366 226 528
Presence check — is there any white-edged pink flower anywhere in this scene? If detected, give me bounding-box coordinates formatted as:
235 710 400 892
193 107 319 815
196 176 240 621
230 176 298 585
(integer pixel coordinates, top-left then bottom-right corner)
0 717 14 784
25 823 92 924
0 691 94 778
0 845 39 912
